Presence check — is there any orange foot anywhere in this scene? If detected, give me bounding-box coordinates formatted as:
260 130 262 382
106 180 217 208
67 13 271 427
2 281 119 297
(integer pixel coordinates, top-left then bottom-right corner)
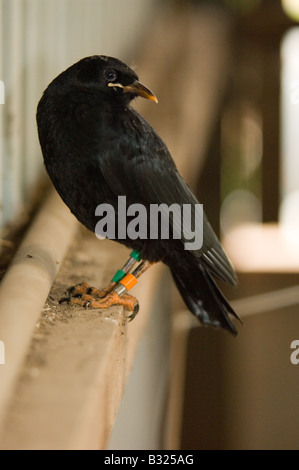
63 281 116 299
60 283 139 321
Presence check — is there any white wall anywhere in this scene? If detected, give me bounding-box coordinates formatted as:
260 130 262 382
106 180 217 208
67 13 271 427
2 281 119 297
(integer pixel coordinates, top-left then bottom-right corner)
0 0 156 232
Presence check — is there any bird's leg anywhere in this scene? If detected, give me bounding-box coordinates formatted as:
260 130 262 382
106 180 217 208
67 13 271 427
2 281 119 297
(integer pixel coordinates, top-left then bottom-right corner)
110 250 141 283
110 259 156 321
61 251 156 320
61 250 141 301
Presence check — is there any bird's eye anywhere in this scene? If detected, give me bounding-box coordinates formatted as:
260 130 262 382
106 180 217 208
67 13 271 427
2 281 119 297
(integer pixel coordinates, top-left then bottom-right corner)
104 69 117 82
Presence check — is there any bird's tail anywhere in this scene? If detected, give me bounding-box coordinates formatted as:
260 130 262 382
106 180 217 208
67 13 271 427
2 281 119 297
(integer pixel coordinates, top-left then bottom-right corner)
170 261 240 335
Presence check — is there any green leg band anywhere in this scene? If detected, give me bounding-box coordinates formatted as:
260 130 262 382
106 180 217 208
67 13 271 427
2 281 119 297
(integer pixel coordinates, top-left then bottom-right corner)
111 269 126 283
111 252 141 283
130 250 141 262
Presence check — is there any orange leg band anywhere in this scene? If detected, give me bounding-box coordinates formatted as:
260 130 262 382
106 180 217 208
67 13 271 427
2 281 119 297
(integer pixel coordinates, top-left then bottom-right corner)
119 273 138 291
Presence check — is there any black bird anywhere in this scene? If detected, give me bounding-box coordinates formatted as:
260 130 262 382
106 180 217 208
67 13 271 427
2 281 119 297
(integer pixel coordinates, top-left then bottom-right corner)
37 55 239 335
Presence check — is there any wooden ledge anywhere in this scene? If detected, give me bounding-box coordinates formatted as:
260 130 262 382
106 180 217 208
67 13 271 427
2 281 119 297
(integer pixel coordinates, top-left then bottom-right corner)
0 190 78 434
0 224 163 449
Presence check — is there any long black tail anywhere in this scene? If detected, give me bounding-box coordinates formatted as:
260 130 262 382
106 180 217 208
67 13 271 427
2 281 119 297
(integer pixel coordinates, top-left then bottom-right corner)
170 262 240 335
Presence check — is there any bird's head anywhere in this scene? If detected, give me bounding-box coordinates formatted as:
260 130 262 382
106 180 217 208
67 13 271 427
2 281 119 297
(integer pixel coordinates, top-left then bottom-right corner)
50 55 158 106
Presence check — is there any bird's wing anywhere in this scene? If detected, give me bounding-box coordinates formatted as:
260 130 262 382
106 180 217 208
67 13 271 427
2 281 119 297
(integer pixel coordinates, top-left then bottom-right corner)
96 109 236 285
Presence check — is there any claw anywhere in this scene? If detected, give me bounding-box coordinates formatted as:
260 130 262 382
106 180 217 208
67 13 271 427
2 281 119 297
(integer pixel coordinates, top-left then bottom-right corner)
59 296 71 304
127 301 140 322
60 281 116 303
60 283 139 317
59 280 140 320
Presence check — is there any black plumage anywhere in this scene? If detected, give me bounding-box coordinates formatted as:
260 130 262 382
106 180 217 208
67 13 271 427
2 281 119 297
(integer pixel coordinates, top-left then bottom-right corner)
37 55 239 335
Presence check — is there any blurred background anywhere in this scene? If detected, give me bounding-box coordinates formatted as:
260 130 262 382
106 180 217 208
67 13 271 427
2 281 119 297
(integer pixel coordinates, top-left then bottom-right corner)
1 0 299 450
